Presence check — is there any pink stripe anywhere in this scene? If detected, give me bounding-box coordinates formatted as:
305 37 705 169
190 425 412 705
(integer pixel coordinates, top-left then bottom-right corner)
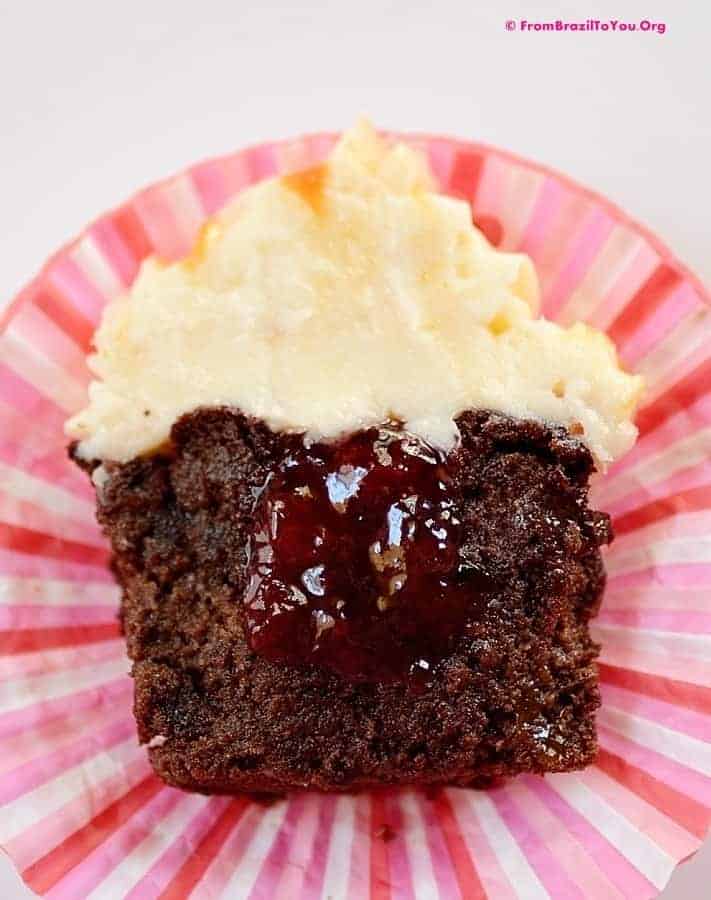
45 787 183 900
0 676 131 740
525 777 656 898
0 398 58 443
556 223 641 326
0 547 113 584
601 682 711 742
604 395 711 480
0 497 99 549
159 177 205 251
445 790 517 900
518 175 563 258
602 460 711 512
588 242 659 330
7 304 86 381
0 362 67 435
0 716 134 804
577 767 698 861
124 797 231 899
417 793 462 900
597 642 711 688
640 338 711 414
0 394 69 439
88 220 140 287
470 155 507 219
511 782 625 900
298 795 338 899
621 283 701 368
0 439 93 503
607 537 711 573
601 586 711 612
606 563 711 591
637 305 711 383
346 793 371 899
598 725 711 804
216 154 253 200
248 795 306 900
190 161 229 215
383 793 415 900
0 580 116 608
0 639 125 680
45 258 107 326
270 797 323 899
491 787 585 898
0 461 92 509
476 159 512 247
132 189 190 262
605 463 711 521
0 496 103 549
187 805 267 898
70 241 123 302
533 193 594 296
4 753 150 872
0 604 117 629
0 696 126 773
1 443 90 494
498 168 546 251
543 208 615 320
247 144 278 182
597 609 711 634
425 138 456 188
538 191 595 292
608 513 711 553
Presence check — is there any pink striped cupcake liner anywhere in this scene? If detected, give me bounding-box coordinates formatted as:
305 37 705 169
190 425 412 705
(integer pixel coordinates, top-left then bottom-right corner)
0 131 709 899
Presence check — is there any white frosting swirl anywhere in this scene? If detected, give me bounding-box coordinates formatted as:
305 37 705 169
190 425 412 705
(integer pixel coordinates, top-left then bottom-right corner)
67 120 642 466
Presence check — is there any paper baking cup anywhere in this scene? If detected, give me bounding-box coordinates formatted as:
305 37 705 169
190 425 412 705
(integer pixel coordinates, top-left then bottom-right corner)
0 132 709 900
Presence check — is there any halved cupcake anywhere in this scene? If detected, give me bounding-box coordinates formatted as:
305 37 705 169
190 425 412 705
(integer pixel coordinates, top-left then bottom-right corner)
66 121 643 793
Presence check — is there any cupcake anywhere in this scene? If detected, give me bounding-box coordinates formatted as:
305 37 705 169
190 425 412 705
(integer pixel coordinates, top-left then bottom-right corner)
65 121 643 794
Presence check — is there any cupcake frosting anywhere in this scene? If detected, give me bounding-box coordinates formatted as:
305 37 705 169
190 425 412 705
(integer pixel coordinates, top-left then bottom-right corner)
66 120 643 465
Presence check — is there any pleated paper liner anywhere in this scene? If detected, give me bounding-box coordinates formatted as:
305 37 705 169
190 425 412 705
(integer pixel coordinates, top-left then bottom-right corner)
0 131 709 900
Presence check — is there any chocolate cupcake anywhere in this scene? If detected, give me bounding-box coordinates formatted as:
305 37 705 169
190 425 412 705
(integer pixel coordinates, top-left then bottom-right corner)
66 121 642 793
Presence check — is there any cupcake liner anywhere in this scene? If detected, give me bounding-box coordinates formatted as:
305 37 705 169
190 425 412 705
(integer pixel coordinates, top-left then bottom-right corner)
0 131 709 899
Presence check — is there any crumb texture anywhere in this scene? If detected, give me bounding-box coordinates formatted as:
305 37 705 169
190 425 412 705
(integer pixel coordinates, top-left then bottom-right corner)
81 408 609 793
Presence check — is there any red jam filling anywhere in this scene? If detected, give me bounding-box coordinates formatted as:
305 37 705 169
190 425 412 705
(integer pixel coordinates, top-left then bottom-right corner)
244 425 488 682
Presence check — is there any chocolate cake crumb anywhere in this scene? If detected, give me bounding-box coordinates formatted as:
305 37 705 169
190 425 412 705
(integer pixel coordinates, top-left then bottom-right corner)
73 407 610 794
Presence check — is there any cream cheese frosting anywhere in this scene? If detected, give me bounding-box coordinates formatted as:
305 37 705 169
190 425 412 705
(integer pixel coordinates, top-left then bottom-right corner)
66 120 643 466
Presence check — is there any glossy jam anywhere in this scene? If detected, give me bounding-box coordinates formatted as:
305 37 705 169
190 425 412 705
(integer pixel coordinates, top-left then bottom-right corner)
244 425 489 682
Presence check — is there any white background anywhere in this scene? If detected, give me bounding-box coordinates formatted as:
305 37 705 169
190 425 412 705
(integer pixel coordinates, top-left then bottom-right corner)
0 0 709 896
